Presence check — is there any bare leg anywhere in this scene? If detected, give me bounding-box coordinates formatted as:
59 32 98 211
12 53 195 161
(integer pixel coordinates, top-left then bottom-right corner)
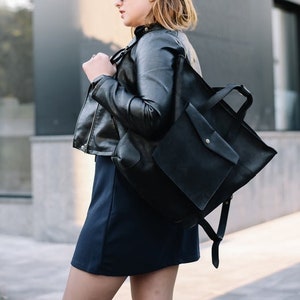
62 266 127 300
130 265 179 300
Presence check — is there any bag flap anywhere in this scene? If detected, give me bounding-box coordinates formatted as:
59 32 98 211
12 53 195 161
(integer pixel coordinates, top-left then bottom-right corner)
186 103 239 165
153 103 239 211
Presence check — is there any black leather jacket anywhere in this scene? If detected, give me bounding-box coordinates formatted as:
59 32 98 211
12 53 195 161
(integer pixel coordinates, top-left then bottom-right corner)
73 24 201 156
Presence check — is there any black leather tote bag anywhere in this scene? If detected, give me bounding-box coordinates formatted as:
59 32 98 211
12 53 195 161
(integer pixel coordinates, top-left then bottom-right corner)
111 54 277 267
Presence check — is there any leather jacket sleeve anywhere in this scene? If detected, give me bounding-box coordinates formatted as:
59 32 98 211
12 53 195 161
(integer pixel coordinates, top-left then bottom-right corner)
91 31 184 138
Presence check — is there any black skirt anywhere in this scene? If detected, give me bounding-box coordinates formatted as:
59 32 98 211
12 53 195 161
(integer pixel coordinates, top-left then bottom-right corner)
71 156 199 276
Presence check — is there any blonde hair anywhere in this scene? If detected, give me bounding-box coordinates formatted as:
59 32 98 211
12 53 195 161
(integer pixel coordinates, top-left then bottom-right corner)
147 0 198 30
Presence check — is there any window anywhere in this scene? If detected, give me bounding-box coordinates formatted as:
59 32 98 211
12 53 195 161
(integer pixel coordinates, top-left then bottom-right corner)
272 3 300 130
0 0 34 198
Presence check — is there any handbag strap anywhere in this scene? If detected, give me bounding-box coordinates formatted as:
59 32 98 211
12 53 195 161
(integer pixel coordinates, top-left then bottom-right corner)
198 196 232 268
110 37 138 65
197 86 246 266
200 84 253 121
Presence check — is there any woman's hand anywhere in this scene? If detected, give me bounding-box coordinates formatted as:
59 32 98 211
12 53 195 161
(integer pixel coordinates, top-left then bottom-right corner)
82 53 117 83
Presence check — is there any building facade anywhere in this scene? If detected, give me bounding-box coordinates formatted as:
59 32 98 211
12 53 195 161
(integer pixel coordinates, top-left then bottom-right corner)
0 0 299 242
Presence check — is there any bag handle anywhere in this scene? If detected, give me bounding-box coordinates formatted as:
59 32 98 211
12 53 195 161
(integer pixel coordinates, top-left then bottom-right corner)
200 84 253 121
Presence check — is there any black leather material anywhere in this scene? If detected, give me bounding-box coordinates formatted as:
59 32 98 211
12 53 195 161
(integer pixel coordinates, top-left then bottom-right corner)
112 129 200 227
153 102 239 212
72 84 121 155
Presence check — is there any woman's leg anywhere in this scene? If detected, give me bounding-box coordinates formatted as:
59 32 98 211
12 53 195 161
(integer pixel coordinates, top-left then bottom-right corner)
62 266 127 300
130 265 179 300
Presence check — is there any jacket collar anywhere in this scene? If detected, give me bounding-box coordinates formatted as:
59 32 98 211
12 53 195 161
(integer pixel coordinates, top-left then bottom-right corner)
134 23 164 39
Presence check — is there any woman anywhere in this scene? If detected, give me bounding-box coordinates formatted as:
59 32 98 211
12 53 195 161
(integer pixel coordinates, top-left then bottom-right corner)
63 0 201 299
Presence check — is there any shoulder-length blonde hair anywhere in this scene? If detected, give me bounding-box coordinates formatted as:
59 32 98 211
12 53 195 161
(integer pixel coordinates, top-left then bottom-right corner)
147 0 198 30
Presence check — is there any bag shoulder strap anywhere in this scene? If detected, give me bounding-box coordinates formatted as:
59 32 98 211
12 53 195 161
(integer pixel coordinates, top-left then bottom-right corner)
198 196 232 268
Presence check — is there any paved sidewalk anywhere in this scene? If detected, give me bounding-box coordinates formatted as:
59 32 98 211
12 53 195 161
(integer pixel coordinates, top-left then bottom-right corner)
0 212 299 300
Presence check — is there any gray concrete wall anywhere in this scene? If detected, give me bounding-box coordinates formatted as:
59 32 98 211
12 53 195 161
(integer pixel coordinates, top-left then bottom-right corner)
31 136 94 243
0 198 32 236
193 0 275 131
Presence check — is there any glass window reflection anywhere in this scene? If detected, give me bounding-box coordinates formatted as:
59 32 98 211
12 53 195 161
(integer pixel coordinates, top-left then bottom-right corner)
272 6 300 130
0 0 34 197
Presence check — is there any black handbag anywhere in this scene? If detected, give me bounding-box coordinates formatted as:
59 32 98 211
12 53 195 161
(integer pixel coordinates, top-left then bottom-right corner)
111 54 277 267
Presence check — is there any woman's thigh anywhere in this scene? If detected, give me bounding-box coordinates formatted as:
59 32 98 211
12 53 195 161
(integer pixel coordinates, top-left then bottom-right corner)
63 266 127 300
130 265 179 300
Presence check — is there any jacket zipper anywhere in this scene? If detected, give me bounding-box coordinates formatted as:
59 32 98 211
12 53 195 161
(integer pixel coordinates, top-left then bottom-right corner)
80 103 99 153
111 115 121 139
80 38 138 153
